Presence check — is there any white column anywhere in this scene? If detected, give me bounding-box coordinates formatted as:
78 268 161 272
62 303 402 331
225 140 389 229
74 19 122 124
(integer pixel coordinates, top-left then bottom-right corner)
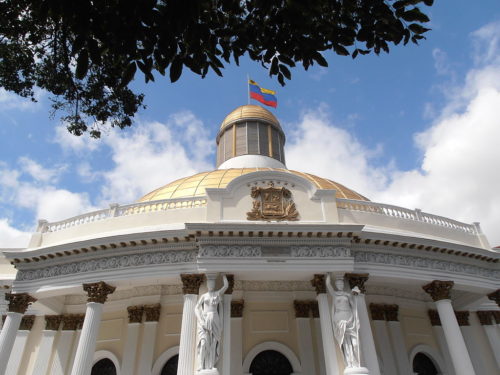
51 329 77 375
313 315 326 375
137 321 158 375
431 325 455 375
317 293 340 375
70 302 104 375
121 307 142 375
0 312 23 375
355 294 381 375
296 317 316 375
222 292 232 375
5 329 29 375
31 330 57 375
387 321 412 375
230 300 244 375
435 300 475 375
476 311 500 368
177 294 198 375
371 319 397 375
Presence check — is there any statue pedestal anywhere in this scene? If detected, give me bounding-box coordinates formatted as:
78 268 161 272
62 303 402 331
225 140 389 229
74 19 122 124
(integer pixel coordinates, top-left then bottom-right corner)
344 367 370 375
195 369 219 375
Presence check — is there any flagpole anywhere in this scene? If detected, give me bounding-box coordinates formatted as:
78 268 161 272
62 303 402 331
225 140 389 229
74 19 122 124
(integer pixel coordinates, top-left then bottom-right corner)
247 74 250 104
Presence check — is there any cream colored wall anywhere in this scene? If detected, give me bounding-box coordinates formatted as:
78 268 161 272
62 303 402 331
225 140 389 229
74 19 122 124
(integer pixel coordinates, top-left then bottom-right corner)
242 301 299 362
154 303 182 360
0 252 17 278
19 315 44 375
95 310 128 362
399 306 439 354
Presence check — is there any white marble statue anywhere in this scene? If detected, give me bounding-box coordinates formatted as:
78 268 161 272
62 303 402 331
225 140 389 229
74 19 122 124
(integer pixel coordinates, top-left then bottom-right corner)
326 274 362 369
195 274 229 373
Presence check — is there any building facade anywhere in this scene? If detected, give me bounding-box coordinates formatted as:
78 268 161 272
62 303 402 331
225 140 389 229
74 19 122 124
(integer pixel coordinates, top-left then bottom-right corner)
0 105 498 375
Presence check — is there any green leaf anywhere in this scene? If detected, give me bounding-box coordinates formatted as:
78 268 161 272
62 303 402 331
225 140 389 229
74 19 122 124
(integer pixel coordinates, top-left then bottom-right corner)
75 50 89 80
270 57 279 75
408 23 431 34
279 64 291 80
170 58 183 82
313 52 329 66
122 61 137 86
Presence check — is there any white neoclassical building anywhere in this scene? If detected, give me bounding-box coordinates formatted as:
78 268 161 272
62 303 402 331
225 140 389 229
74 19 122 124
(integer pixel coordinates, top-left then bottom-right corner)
0 105 499 375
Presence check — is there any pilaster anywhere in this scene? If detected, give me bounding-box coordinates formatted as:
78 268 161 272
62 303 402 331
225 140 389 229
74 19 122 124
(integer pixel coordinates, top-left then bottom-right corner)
369 304 397 375
222 274 234 375
476 311 500 368
121 306 143 375
31 315 62 375
230 299 244 375
137 304 161 375
294 300 316 375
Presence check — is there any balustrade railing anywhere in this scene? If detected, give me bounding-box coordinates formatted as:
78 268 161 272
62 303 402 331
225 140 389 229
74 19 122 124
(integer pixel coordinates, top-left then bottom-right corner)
336 199 478 235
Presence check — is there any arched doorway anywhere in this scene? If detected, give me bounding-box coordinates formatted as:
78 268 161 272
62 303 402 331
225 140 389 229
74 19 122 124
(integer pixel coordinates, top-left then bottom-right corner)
160 354 179 375
91 358 117 375
413 352 439 375
249 350 293 375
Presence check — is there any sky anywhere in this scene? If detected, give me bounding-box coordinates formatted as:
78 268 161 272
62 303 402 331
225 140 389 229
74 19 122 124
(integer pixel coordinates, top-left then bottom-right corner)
1 1 500 248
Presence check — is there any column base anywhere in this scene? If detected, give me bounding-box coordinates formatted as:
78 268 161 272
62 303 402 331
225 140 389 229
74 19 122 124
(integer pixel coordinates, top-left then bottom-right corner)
344 367 370 375
196 369 219 375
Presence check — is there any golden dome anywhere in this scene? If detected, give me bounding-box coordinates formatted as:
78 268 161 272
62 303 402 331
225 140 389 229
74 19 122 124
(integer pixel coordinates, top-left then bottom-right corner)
219 105 281 132
138 168 369 202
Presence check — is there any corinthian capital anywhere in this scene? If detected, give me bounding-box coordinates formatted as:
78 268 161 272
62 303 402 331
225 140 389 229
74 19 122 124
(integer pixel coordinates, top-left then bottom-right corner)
180 274 204 295
345 273 369 294
487 289 500 307
310 274 326 294
6 293 37 314
83 281 116 304
422 280 454 301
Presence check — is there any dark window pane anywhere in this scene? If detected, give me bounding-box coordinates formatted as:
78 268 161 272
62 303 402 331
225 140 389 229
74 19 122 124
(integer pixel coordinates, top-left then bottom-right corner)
161 354 179 375
91 359 116 375
249 350 293 375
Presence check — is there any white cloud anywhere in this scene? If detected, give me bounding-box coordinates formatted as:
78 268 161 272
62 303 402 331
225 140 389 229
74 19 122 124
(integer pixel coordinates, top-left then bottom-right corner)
53 124 100 153
0 219 30 248
0 88 43 111
18 156 64 183
286 21 500 246
432 48 452 76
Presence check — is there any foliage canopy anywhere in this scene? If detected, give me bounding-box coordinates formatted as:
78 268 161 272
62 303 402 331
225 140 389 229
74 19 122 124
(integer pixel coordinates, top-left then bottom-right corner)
0 0 433 137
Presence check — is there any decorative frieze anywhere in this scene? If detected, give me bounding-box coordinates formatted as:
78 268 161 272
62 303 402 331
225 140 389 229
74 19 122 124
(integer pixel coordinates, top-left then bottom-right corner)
487 289 500 307
428 310 441 326
6 293 36 313
455 311 470 326
181 274 204 295
16 249 197 281
225 274 235 295
354 251 498 279
345 273 369 294
422 280 454 301
83 281 116 304
127 306 144 323
231 300 244 318
234 280 314 292
476 311 494 326
199 245 261 257
291 246 351 257
311 274 326 294
310 301 319 318
20 315 35 330
144 304 161 322
385 304 399 321
294 300 312 318
45 315 63 330
62 314 85 330
369 304 386 321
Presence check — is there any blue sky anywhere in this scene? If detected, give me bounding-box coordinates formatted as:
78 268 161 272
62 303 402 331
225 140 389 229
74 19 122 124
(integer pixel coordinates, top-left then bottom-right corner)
1 0 500 247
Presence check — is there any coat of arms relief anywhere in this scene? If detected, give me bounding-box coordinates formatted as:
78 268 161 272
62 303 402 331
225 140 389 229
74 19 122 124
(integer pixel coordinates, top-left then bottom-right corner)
246 182 299 221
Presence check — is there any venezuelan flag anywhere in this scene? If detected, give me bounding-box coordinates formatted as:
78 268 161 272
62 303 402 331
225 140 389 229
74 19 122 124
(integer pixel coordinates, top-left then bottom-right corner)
249 80 278 108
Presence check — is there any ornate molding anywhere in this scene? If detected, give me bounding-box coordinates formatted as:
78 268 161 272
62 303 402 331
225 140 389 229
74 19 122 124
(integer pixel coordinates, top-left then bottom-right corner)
487 289 500 307
45 315 63 330
385 304 399 321
311 274 326 294
20 315 35 330
62 314 85 330
422 280 454 301
6 293 36 313
16 250 197 281
144 304 161 322
293 300 312 318
476 311 494 326
354 251 498 279
369 304 386 321
231 300 244 318
428 310 441 326
310 301 319 318
181 274 204 295
199 245 261 257
455 311 470 326
291 246 350 258
247 182 299 221
345 273 369 294
127 306 144 323
225 274 235 295
83 281 116 304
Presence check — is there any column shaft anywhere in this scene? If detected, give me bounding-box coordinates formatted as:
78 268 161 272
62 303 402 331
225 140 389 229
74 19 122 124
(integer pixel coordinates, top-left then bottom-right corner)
230 317 243 375
51 330 77 375
222 294 232 375
435 300 475 375
70 302 104 375
296 318 316 375
431 326 456 375
31 330 57 375
177 294 198 375
313 318 326 375
121 323 141 375
0 312 23 375
137 321 158 375
5 329 29 375
387 321 412 375
317 293 340 375
356 295 381 375
372 320 397 375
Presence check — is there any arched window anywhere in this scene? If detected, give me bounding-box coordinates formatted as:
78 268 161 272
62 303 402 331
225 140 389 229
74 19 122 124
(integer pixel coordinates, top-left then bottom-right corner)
413 352 439 375
91 358 117 375
160 354 178 375
249 350 293 375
